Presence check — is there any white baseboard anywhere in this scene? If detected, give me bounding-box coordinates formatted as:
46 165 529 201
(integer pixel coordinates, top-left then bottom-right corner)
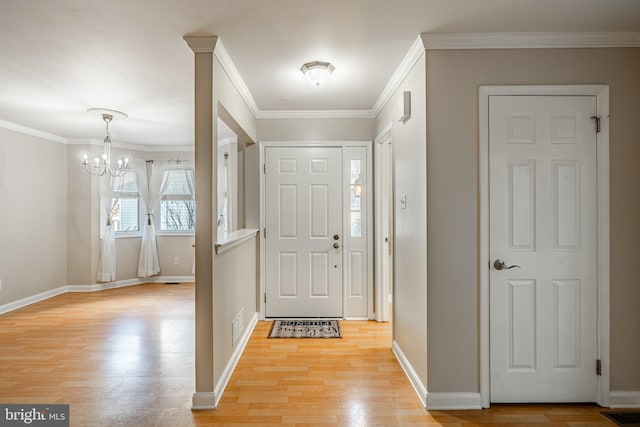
0 276 195 314
426 392 483 410
211 312 259 408
67 278 142 292
392 340 428 408
609 391 640 408
191 392 217 410
147 275 195 283
0 286 67 315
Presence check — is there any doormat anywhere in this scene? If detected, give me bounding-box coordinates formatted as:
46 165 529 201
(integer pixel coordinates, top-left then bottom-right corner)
268 320 341 338
602 412 640 426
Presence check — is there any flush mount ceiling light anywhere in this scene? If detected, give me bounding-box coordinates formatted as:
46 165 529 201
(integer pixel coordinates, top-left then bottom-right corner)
300 61 335 86
82 108 130 177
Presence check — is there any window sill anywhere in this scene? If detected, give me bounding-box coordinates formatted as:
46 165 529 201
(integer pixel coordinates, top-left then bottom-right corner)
215 228 259 254
113 232 195 239
115 233 142 239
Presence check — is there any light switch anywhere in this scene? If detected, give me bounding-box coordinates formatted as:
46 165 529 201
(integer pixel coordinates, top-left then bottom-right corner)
400 194 407 209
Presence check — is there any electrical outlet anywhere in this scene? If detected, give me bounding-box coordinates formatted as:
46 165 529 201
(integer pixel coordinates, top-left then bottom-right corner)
173 257 179 265
231 316 240 345
231 307 245 346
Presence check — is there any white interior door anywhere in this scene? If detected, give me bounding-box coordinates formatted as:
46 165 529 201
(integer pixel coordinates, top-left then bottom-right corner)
265 146 343 318
489 95 598 402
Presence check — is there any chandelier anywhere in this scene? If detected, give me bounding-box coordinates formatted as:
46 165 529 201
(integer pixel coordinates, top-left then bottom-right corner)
82 108 129 177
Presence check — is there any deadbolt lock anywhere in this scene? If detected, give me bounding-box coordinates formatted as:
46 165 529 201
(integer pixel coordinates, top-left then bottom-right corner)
333 234 340 240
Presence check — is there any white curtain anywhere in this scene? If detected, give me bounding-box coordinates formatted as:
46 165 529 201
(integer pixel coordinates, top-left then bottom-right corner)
136 162 169 278
217 151 229 237
184 170 195 275
97 175 117 282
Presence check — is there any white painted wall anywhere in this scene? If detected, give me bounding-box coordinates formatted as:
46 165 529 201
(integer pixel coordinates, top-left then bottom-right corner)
0 128 68 305
375 53 428 395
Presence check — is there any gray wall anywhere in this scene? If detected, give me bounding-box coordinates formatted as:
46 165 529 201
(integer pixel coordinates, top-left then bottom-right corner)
0 128 68 305
375 53 429 392
213 236 258 386
426 48 640 392
67 144 100 285
67 145 196 285
257 117 375 142
0 134 195 309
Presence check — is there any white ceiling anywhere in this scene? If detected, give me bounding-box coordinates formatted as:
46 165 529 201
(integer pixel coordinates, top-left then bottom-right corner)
1 0 639 146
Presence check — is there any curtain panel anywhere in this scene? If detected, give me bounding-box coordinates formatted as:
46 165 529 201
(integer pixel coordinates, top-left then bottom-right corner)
96 175 117 282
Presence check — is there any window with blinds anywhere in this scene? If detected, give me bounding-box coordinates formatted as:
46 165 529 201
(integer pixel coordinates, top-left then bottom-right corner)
160 170 195 232
111 171 139 233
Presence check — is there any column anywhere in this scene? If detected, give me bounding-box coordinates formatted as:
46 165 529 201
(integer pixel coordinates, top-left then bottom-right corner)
183 34 218 410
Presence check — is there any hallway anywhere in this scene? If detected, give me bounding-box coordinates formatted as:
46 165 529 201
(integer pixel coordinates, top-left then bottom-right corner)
0 283 615 426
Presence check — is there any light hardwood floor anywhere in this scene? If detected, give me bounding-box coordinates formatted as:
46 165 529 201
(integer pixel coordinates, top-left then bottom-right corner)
0 283 617 426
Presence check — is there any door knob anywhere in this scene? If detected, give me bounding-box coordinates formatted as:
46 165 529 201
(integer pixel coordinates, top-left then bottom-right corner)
493 259 521 271
333 243 340 249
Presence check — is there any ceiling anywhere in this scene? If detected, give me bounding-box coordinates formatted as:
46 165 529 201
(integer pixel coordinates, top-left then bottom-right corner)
1 0 639 146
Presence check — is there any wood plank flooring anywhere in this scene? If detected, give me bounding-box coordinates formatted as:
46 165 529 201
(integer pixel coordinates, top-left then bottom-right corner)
0 283 618 426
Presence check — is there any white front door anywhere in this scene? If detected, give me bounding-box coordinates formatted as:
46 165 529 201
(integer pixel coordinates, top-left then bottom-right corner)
489 95 598 402
265 147 343 318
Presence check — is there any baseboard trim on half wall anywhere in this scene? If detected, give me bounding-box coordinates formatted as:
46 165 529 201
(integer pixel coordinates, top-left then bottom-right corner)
191 392 217 410
0 276 195 315
392 340 428 408
609 391 640 408
426 392 483 410
210 312 259 409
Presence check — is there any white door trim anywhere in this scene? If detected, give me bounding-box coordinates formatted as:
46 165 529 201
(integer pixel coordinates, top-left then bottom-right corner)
374 123 393 322
479 85 610 408
259 141 374 320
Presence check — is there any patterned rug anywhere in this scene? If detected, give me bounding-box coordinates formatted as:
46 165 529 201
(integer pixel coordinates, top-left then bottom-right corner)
268 320 341 338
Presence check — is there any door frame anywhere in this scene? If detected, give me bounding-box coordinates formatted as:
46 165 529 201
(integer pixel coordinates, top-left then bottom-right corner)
258 141 374 320
479 85 610 408
374 123 393 322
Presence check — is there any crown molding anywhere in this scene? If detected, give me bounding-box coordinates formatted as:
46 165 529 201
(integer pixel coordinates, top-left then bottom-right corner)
422 32 640 50
214 40 260 118
67 137 193 153
256 109 375 120
371 36 425 117
0 119 68 144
